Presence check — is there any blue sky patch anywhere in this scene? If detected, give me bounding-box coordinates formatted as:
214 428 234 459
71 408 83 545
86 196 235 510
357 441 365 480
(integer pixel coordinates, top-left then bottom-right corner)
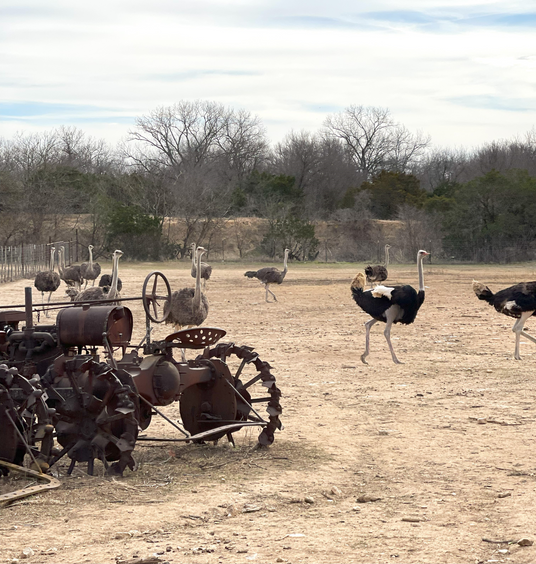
447 95 536 112
0 101 128 120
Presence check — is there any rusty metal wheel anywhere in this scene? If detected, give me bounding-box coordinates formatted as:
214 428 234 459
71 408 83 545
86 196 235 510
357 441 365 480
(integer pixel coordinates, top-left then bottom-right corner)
142 271 171 323
47 360 140 476
0 383 19 469
179 359 237 441
0 366 54 471
197 343 283 446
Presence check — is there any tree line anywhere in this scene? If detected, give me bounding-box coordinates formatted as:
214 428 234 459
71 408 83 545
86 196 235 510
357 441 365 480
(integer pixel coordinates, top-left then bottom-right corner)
1 101 536 263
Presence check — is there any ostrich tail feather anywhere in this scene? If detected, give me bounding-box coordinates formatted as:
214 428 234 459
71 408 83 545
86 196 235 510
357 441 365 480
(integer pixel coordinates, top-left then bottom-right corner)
351 272 366 291
244 271 257 278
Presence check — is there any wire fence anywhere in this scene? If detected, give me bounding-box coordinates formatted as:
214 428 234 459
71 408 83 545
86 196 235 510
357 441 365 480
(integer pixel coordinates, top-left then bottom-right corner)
0 241 74 284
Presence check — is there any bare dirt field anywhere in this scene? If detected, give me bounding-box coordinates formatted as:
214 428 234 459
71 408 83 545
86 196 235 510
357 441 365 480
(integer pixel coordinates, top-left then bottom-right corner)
2 259 536 564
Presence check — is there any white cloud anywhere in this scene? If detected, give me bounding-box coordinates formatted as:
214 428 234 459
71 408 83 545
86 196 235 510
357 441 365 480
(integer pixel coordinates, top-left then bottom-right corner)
0 1 535 149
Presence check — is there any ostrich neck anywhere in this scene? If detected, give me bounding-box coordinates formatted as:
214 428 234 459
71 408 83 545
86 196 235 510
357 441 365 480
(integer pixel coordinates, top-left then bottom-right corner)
418 255 425 292
51 249 56 271
58 251 64 276
89 247 93 268
109 254 119 299
385 247 390 266
282 252 288 274
193 250 202 307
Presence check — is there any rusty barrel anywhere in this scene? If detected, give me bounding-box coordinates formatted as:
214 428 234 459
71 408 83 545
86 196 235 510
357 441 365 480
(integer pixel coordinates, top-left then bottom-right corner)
56 305 133 347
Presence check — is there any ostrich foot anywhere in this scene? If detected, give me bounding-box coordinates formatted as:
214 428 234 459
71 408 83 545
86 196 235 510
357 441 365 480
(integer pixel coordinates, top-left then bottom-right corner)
360 354 368 365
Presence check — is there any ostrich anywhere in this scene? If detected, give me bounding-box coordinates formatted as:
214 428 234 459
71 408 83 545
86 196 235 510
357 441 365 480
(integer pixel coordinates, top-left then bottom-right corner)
244 248 290 302
80 245 101 288
74 250 123 303
98 252 123 294
190 242 212 288
34 246 61 314
473 279 536 360
57 247 83 290
164 246 209 330
365 244 391 288
351 249 429 364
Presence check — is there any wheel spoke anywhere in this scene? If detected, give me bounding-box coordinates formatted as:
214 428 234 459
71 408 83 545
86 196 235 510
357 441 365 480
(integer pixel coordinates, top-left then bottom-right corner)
234 358 248 380
250 397 272 403
241 374 263 390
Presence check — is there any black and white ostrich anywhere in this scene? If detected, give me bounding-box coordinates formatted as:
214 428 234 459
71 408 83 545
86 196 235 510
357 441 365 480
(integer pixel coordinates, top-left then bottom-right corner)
365 244 391 287
74 250 123 303
351 249 429 364
164 246 209 330
473 279 536 360
190 242 212 288
58 247 83 290
244 248 289 302
34 246 61 315
80 245 101 288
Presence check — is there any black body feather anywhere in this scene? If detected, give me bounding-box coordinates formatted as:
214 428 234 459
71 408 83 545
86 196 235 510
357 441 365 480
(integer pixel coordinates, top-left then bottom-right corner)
351 284 425 325
99 274 123 292
474 281 536 319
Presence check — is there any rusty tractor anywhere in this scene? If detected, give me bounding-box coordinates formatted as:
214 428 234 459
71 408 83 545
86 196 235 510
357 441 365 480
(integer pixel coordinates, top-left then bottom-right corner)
0 271 282 481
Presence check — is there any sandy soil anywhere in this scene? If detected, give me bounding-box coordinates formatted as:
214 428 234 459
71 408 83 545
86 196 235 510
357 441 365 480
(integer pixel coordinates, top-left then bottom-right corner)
2 259 536 564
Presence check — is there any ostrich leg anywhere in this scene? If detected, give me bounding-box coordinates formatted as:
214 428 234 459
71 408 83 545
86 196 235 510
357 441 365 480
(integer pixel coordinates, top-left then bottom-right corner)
264 284 277 302
361 318 378 364
513 310 535 360
383 311 403 365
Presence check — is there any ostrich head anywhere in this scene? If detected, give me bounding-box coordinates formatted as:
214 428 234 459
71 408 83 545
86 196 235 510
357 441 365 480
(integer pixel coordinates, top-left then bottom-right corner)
65 286 78 300
417 250 430 260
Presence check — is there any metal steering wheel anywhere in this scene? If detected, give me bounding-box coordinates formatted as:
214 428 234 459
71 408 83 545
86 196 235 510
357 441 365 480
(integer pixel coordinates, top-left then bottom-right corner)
142 271 172 323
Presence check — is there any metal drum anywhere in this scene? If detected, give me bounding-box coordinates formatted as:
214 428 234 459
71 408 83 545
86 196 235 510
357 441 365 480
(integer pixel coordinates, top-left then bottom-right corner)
56 305 133 347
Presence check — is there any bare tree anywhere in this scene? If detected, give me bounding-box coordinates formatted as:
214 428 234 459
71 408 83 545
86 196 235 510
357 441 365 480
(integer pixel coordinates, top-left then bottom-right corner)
55 126 115 174
271 132 361 218
127 101 230 173
125 102 268 242
415 147 470 192
323 105 430 178
216 108 269 185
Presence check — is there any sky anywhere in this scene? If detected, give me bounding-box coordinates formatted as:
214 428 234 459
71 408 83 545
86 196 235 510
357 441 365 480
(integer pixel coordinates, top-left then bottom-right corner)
1 0 535 151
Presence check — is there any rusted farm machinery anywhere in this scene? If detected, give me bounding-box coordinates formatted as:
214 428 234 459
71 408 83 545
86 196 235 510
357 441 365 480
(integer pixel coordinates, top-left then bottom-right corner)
0 271 282 483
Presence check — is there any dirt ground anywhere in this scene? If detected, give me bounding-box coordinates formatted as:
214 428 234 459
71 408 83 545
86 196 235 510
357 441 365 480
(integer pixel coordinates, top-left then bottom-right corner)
2 258 536 564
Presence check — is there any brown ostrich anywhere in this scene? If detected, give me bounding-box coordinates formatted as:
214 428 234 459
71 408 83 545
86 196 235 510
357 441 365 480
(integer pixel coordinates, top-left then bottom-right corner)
58 247 83 290
74 250 123 303
80 245 101 288
34 246 61 315
244 248 289 302
164 246 209 330
190 242 212 289
365 244 391 288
